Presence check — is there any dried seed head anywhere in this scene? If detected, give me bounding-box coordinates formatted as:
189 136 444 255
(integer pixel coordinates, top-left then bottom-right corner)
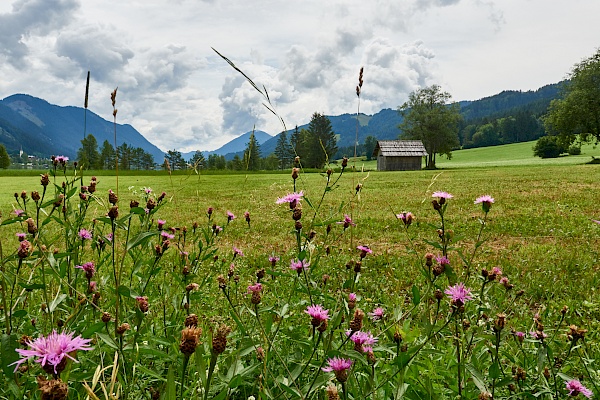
212 324 232 355
41 173 50 187
116 323 130 335
31 191 40 201
179 326 202 356
326 384 340 400
37 376 68 400
108 206 119 220
185 314 199 328
349 309 364 332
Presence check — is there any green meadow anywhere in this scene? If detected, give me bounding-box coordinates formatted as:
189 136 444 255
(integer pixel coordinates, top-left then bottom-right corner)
1 142 600 399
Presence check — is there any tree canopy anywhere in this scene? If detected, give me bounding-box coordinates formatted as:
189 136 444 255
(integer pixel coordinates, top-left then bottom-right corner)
398 85 461 169
303 112 337 168
544 49 600 144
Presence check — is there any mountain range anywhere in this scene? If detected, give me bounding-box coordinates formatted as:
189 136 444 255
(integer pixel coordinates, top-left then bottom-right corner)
0 82 563 163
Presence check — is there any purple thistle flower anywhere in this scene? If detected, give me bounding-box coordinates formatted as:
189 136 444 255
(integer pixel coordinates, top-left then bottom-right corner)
348 293 357 301
368 307 385 321
337 214 356 229
13 209 25 217
530 331 548 340
157 219 166 229
247 283 262 293
436 255 450 266
357 245 372 259
11 330 92 375
566 380 593 398
144 187 153 194
269 256 279 266
233 246 244 258
16 232 27 241
55 155 69 164
432 191 453 200
475 194 494 212
445 282 473 306
322 356 353 372
290 259 310 274
305 304 330 322
78 228 92 240
227 210 235 221
346 330 378 352
396 211 414 226
275 191 304 208
161 231 175 240
106 233 113 242
75 262 95 280
514 331 525 343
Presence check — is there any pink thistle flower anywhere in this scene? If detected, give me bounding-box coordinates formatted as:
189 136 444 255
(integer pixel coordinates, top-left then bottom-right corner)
348 293 357 301
322 356 353 372
396 212 414 226
445 283 473 307
55 155 69 164
157 219 166 229
436 256 450 266
474 195 494 212
514 331 525 343
346 330 378 352
233 246 244 258
161 231 175 240
75 261 95 280
78 228 92 240
305 304 330 322
337 214 356 229
290 259 310 275
226 210 235 221
11 330 92 375
566 380 593 398
144 187 153 194
369 307 385 321
16 232 27 241
106 233 113 242
432 191 453 200
213 225 223 234
491 266 502 276
269 256 279 266
88 281 97 292
357 245 372 259
530 331 548 340
275 191 304 208
247 283 262 293
13 209 25 217
592 219 600 225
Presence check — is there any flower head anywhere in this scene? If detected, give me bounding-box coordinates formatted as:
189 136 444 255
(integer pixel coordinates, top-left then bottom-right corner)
305 304 330 322
337 214 356 229
349 293 357 301
566 380 593 398
157 219 166 229
75 262 95 280
11 330 92 375
357 245 372 259
346 330 378 352
369 307 385 321
161 231 175 240
322 357 352 372
269 256 279 266
13 209 25 217
55 155 69 164
474 195 494 212
233 246 244 258
275 191 304 208
436 255 450 266
432 191 453 200
290 258 310 274
530 331 548 340
247 283 263 294
396 211 414 226
445 282 473 307
78 229 92 240
16 232 27 241
227 210 235 221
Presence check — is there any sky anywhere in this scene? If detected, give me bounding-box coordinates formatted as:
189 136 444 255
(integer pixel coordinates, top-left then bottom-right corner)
1 0 599 153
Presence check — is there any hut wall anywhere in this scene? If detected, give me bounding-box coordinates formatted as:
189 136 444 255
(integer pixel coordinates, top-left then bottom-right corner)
379 156 422 171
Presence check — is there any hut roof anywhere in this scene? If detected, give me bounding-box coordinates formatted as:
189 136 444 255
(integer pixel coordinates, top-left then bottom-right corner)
373 140 428 157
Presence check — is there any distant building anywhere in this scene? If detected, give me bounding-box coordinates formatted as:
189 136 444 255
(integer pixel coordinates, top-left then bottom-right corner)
373 140 428 171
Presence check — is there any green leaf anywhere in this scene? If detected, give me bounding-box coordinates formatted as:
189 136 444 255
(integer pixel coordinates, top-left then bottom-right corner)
466 363 488 393
1 333 20 378
126 231 158 251
166 364 176 400
49 293 67 313
96 333 118 350
12 309 28 318
489 361 501 379
412 284 421 305
81 322 106 336
18 282 45 290
117 285 131 297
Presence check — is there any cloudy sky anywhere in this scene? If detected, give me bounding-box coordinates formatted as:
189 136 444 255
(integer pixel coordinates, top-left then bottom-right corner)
1 0 599 152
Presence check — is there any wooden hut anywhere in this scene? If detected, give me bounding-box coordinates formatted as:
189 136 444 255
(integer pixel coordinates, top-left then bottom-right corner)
373 140 428 171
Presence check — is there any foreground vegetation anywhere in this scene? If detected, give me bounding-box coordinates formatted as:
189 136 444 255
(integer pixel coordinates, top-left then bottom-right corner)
0 159 598 399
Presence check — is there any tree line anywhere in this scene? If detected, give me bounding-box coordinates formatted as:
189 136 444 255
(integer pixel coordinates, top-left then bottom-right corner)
77 134 156 170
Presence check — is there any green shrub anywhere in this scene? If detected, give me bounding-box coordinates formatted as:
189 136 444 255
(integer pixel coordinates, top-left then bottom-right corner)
533 136 566 158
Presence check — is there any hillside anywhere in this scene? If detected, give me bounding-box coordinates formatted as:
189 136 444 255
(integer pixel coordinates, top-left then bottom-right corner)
0 94 165 163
